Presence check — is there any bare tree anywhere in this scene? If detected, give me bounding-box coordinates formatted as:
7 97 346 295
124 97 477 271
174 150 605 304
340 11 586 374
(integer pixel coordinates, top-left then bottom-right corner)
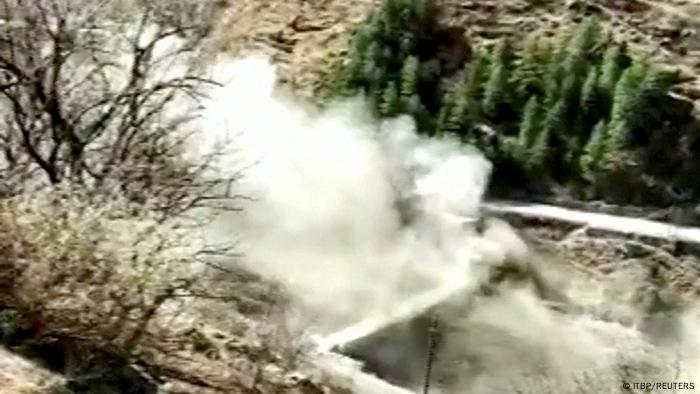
0 0 235 218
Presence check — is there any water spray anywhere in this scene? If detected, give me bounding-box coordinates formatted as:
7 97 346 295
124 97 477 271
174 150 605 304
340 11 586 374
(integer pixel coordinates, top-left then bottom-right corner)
194 55 700 394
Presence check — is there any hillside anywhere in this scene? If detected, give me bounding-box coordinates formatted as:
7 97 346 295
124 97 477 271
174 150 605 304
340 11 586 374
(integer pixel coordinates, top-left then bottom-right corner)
219 0 700 103
1 1 699 393
217 0 700 215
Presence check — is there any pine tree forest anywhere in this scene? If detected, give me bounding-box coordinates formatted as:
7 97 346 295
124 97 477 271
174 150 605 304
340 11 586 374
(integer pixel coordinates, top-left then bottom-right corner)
328 0 700 206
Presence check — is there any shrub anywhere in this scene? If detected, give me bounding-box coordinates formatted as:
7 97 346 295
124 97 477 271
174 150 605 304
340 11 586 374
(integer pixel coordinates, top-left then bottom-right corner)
0 187 201 351
0 185 272 392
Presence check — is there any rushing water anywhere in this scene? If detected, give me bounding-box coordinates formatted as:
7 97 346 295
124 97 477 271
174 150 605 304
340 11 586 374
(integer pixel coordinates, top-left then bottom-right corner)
192 55 699 394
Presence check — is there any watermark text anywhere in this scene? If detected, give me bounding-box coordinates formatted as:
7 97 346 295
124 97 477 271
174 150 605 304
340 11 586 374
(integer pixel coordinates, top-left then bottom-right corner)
622 381 695 391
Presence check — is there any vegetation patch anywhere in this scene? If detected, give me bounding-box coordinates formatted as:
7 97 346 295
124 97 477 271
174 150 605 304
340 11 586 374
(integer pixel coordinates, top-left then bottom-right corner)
326 0 700 206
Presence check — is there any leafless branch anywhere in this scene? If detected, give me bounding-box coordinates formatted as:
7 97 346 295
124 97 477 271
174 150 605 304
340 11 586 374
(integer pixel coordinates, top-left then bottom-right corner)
0 0 242 220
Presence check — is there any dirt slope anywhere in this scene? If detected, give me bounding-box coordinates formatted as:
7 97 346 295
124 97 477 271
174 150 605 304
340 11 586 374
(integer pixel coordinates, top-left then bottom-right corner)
216 0 700 104
442 0 700 104
213 0 378 97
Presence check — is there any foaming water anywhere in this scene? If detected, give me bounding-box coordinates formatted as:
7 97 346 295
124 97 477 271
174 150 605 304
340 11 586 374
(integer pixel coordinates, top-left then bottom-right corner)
190 54 699 393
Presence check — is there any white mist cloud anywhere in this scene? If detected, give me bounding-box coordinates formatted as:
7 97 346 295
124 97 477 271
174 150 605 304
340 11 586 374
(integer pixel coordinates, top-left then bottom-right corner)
190 54 699 393
192 55 494 331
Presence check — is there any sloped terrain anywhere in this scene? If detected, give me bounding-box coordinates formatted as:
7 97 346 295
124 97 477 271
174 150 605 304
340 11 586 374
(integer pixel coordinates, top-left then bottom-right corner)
442 0 700 98
213 0 700 297
213 0 378 96
0 347 66 394
512 213 700 297
2 1 700 393
219 0 700 104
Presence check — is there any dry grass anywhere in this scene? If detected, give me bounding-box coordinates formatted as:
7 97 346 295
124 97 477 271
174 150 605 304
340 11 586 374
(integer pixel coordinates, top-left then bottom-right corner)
213 0 378 97
0 187 198 350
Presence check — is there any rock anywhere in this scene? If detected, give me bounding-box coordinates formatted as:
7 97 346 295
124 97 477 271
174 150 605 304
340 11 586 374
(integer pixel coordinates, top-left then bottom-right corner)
232 357 259 389
0 347 67 394
620 240 654 259
597 262 616 275
285 371 308 386
261 363 286 384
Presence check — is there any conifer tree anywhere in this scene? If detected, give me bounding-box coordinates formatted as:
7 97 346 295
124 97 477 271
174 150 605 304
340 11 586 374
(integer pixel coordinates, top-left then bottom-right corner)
399 56 426 120
624 66 680 147
438 103 462 135
360 41 383 86
564 16 601 78
399 56 419 104
380 81 401 116
561 71 582 116
381 0 406 38
526 124 550 172
518 96 541 149
463 51 489 121
555 18 600 116
333 27 372 95
580 66 600 114
579 120 608 180
452 78 474 134
598 44 624 96
436 93 457 135
535 97 568 170
483 39 511 118
513 36 547 100
543 29 572 107
436 79 471 136
606 58 649 153
541 97 567 144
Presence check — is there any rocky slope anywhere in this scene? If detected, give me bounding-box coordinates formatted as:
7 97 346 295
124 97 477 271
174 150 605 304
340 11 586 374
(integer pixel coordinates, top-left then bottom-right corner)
512 214 700 297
